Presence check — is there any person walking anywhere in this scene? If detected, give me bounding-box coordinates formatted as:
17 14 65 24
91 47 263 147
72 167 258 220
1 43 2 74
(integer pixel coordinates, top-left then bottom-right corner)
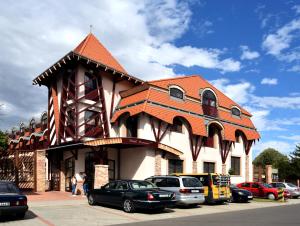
83 174 88 196
71 176 77 196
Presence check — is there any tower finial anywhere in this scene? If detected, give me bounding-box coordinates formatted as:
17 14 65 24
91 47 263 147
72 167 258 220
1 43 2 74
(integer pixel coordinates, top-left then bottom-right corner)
89 24 93 34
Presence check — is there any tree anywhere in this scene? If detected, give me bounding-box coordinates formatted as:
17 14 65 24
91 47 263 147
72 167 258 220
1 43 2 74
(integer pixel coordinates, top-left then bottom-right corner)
0 130 8 151
253 148 291 180
290 144 300 178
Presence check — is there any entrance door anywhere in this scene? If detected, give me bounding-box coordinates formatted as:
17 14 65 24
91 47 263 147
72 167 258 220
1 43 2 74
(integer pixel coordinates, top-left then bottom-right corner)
65 157 75 192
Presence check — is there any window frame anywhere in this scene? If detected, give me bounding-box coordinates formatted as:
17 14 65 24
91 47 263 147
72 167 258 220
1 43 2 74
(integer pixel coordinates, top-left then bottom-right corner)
169 86 185 100
230 156 241 176
168 159 183 174
231 107 241 118
170 118 183 133
203 162 215 173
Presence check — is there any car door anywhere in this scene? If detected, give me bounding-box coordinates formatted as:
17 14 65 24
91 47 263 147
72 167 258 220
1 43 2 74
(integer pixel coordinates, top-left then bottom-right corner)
251 183 261 197
98 181 117 204
112 181 129 206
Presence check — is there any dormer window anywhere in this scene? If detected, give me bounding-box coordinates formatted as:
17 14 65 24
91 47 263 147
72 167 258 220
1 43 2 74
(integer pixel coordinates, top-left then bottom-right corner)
202 89 218 117
29 119 36 131
231 107 241 117
20 123 25 135
169 87 184 100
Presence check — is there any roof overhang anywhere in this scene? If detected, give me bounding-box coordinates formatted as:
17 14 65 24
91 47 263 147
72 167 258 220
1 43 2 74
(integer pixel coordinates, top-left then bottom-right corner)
32 52 144 86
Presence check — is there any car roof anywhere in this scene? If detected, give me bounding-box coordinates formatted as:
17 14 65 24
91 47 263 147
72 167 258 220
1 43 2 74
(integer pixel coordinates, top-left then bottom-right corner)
147 175 197 179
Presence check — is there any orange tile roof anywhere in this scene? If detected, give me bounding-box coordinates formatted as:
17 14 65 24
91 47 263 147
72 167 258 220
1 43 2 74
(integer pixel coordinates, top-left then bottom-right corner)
74 33 127 74
149 75 252 116
223 123 260 141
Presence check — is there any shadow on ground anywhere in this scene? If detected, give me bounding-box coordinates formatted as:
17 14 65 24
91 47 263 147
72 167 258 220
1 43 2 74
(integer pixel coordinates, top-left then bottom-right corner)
0 210 37 222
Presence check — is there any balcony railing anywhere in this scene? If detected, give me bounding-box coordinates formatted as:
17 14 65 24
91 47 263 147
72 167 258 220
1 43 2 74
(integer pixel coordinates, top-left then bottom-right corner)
202 105 218 118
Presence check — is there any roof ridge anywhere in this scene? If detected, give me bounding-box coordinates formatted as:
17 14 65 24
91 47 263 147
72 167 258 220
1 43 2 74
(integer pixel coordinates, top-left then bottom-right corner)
148 75 201 83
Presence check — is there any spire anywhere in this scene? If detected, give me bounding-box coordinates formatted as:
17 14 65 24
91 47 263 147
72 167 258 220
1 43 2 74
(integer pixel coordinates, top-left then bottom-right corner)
73 33 127 74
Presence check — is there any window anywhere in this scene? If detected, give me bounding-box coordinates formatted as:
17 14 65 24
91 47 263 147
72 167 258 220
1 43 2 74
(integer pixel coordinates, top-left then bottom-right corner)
84 72 97 95
251 183 260 188
202 90 218 117
170 87 184 100
171 118 183 133
241 183 250 187
203 162 215 173
168 159 183 174
231 157 240 175
204 127 215 148
231 107 241 117
153 178 180 187
116 181 128 190
20 123 25 134
126 116 138 137
235 133 240 143
84 111 98 126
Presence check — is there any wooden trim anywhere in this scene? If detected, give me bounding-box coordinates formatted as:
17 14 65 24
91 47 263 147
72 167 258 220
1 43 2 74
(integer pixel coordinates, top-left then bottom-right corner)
110 79 116 119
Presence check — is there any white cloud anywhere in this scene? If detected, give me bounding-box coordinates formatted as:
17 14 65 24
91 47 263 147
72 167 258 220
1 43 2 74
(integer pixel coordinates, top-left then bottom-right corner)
288 65 300 72
293 5 300 14
251 96 300 109
240 45 260 60
279 135 300 141
262 18 300 61
0 0 242 130
210 78 255 104
261 78 278 85
252 140 294 156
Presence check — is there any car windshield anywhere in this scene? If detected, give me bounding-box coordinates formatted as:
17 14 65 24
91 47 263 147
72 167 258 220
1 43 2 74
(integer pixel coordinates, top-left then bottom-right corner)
130 181 158 190
287 183 297 188
262 183 272 188
182 178 202 187
230 184 238 189
0 183 20 194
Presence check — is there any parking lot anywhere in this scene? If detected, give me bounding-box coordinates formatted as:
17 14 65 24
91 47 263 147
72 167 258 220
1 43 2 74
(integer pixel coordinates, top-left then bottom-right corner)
1 193 300 226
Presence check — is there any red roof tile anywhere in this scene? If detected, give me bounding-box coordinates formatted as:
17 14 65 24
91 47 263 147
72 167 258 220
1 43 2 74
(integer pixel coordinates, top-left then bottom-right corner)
74 33 127 74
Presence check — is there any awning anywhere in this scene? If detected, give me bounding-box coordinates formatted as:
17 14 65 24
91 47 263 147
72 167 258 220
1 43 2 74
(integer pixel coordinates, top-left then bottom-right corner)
84 137 183 156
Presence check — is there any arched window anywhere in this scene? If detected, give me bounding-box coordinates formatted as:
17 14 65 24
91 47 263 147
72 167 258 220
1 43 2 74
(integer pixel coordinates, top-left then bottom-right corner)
126 116 138 137
171 118 183 133
169 87 184 100
231 107 241 117
202 90 218 117
29 119 36 131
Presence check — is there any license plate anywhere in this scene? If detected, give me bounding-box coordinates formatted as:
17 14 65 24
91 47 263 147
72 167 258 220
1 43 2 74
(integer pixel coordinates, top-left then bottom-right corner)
248 196 253 199
0 202 10 206
159 194 169 198
191 190 199 193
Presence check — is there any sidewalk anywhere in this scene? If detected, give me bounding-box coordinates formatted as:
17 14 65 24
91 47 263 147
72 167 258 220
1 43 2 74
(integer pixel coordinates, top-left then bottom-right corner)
24 191 86 202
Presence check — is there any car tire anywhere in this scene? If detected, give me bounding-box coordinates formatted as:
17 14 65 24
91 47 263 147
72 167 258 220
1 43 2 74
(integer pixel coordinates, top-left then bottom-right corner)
123 199 135 213
16 212 26 219
88 194 96 206
267 193 275 200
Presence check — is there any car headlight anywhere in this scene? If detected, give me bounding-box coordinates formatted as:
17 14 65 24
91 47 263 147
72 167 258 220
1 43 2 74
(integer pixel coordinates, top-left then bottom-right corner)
238 191 244 195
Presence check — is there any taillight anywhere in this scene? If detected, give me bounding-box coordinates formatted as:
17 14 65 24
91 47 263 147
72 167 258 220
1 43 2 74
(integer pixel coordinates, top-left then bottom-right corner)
147 193 155 201
11 199 27 206
179 189 190 193
199 188 204 194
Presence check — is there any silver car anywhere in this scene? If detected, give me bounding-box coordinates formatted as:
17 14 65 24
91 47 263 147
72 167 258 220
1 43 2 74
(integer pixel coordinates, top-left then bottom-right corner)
270 182 300 198
146 176 205 206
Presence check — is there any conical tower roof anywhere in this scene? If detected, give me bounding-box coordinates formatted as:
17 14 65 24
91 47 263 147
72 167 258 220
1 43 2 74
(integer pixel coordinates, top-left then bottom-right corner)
74 33 127 74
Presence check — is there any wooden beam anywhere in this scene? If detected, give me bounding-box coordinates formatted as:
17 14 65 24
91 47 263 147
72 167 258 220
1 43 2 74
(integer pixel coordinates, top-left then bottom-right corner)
110 79 116 119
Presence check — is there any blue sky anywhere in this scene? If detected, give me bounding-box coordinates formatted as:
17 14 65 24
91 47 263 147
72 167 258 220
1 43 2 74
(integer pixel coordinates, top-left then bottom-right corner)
0 0 299 157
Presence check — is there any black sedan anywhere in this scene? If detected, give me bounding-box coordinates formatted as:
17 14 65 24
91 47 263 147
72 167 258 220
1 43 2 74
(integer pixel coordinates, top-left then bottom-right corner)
0 181 28 218
87 180 176 213
230 184 253 203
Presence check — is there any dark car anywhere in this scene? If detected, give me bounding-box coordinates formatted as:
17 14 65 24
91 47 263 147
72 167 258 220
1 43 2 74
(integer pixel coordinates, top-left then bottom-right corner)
87 180 176 213
230 184 253 203
0 181 28 219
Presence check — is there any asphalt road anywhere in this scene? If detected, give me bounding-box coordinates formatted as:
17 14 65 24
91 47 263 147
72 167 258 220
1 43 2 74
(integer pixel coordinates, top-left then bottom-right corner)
113 203 300 226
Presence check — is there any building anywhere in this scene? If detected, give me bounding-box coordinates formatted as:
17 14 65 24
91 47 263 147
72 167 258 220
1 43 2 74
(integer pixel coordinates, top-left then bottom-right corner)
5 33 260 192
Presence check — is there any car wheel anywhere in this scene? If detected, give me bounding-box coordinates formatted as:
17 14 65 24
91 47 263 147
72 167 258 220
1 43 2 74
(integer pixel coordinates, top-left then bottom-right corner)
123 199 135 213
267 193 275 200
16 212 26 219
88 194 96 205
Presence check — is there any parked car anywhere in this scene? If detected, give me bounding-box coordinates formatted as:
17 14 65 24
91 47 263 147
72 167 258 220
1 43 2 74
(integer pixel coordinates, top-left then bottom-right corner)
146 175 205 206
229 184 253 203
270 182 300 198
87 180 176 213
236 182 278 200
0 181 28 219
173 173 231 204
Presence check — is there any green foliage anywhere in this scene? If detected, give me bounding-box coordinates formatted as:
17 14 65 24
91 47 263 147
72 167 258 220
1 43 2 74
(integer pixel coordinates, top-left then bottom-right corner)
290 144 300 178
0 130 8 151
228 168 234 175
253 148 288 168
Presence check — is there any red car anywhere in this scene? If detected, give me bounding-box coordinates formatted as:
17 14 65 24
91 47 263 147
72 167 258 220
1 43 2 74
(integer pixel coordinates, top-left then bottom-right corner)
236 182 278 200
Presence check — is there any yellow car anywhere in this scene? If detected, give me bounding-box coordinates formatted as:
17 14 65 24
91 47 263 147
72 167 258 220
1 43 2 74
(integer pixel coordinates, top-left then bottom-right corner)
173 173 231 204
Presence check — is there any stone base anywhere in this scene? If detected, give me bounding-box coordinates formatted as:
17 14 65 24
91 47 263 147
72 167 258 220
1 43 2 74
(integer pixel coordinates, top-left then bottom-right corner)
192 161 198 173
222 164 226 174
155 150 162 175
94 165 109 189
35 149 46 192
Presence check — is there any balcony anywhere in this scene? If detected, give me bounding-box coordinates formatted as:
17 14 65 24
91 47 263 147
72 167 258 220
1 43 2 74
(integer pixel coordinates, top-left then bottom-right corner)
202 105 218 118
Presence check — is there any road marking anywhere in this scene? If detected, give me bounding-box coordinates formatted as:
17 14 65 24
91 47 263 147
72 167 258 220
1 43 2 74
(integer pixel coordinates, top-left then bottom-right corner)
87 205 140 221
